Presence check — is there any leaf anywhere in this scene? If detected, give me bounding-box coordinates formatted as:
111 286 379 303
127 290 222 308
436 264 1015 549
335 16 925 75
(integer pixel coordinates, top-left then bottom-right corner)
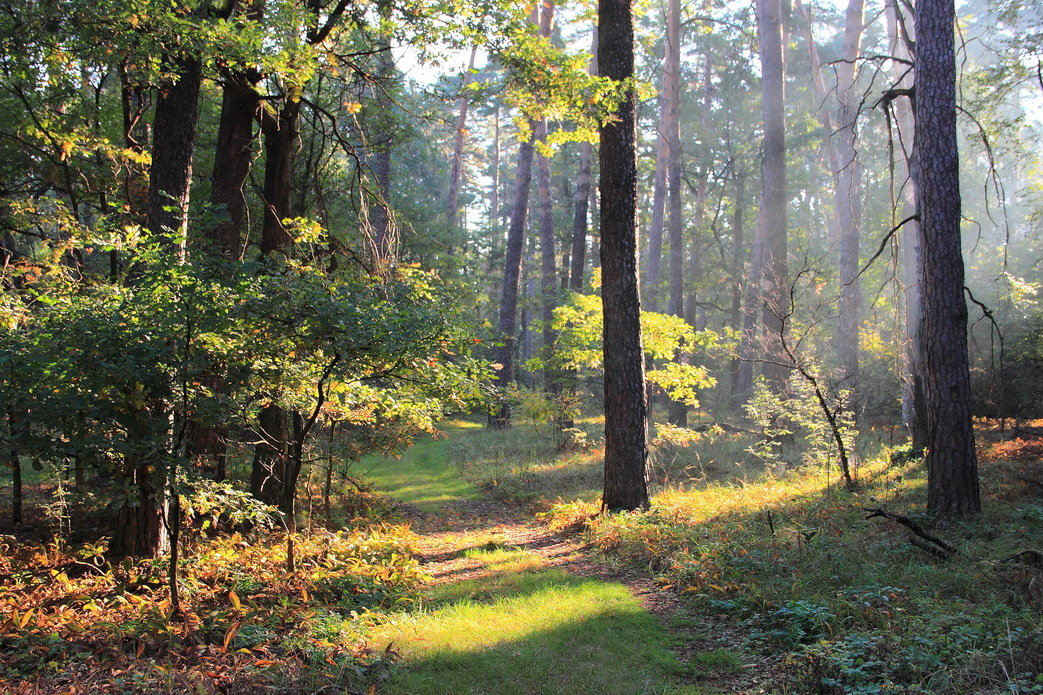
228 590 241 611
16 608 34 630
223 621 241 650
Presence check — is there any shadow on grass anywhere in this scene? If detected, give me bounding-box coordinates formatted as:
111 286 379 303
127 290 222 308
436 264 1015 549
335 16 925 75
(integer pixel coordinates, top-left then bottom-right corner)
375 564 682 695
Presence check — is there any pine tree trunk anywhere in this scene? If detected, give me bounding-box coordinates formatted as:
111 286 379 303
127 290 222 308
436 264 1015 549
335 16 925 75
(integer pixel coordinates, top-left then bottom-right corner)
599 0 649 512
536 119 559 392
914 0 980 515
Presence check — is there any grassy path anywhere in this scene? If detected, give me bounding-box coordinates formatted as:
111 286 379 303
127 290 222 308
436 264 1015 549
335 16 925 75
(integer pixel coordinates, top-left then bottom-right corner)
360 422 705 695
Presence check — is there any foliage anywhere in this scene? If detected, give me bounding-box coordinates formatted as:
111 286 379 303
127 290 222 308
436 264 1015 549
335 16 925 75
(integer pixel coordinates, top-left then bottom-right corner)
0 526 424 693
533 291 724 408
744 371 856 478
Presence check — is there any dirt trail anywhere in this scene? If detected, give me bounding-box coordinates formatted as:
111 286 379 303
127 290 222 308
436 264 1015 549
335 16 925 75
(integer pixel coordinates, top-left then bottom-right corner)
394 496 777 694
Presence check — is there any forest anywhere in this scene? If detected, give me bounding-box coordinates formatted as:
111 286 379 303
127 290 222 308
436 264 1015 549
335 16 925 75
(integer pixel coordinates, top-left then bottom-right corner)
1 0 1042 691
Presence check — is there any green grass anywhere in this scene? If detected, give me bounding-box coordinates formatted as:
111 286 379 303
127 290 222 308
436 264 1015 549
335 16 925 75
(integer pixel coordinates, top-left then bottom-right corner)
544 446 1043 694
371 547 682 695
359 419 484 512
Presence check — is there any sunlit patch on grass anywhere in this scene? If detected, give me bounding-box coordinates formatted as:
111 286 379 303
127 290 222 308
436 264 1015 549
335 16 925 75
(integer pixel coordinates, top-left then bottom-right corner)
371 548 679 695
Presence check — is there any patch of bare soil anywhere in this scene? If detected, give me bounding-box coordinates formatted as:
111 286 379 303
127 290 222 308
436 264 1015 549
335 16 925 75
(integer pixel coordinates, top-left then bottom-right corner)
396 497 781 694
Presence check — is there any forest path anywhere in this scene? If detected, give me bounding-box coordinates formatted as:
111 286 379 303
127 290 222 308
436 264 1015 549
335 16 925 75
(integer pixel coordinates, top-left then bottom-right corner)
359 424 776 694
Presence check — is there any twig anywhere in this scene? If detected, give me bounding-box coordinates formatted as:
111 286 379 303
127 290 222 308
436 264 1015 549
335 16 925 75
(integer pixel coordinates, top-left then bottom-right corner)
865 507 958 559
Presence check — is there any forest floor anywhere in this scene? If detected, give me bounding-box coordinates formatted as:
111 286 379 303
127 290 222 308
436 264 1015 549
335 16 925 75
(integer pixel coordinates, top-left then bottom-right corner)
360 427 776 694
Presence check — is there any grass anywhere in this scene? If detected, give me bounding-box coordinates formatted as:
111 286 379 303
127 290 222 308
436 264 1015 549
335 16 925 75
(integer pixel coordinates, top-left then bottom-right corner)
541 436 1043 694
359 419 485 512
370 546 682 695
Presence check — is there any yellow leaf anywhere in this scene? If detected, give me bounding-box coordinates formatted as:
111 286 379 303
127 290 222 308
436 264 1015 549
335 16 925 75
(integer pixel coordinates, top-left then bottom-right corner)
228 590 241 611
16 609 34 629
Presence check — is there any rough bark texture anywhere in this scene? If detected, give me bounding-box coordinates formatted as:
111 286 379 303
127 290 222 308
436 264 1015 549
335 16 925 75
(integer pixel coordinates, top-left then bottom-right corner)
599 0 650 512
209 75 259 260
913 0 980 515
260 97 300 256
110 453 170 559
147 58 202 260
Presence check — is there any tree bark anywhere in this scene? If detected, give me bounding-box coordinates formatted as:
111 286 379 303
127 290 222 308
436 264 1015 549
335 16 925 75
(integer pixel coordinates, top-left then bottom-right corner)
536 118 559 392
913 0 980 514
209 75 259 260
147 57 202 261
599 0 649 512
260 96 301 256
368 34 395 270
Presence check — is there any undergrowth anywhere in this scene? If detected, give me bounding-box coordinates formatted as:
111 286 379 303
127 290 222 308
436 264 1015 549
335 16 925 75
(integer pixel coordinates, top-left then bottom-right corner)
542 436 1043 694
0 526 424 693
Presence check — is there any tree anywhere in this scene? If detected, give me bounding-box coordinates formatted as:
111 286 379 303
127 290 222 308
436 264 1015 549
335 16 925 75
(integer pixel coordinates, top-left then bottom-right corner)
755 0 789 390
913 0 981 514
599 0 649 511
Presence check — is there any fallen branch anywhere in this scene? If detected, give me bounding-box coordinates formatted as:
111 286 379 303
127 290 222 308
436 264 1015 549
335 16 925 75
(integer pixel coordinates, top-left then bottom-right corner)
865 508 958 559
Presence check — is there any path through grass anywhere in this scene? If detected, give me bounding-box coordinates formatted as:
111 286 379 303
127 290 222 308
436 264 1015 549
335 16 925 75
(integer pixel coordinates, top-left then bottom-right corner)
361 421 700 695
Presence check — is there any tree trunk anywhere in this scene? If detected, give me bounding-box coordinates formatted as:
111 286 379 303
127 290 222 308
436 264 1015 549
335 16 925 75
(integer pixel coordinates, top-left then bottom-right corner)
797 0 865 410
260 97 300 256
727 171 748 403
834 0 865 409
643 59 670 312
599 0 649 512
664 0 686 427
569 27 598 292
756 0 789 390
447 47 478 239
110 450 170 559
490 128 537 427
209 75 259 260
251 402 289 507
913 0 980 515
886 0 928 449
536 117 560 389
147 58 202 261
369 35 395 270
